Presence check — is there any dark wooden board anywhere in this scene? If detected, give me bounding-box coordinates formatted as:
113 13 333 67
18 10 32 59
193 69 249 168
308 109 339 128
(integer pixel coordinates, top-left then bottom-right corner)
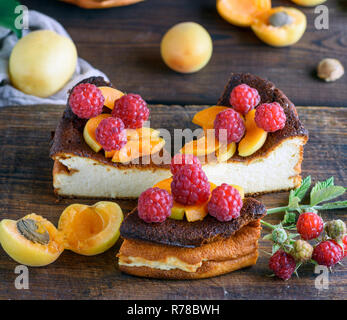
21 0 347 107
0 104 346 300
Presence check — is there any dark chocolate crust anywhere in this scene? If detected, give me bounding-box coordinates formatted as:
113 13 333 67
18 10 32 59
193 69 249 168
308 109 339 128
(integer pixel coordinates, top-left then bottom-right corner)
49 77 170 168
120 197 266 248
217 73 308 162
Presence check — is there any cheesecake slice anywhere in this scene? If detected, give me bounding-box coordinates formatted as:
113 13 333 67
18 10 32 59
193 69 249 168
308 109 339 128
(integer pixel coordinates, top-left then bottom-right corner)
50 77 171 199
118 197 266 279
199 73 308 195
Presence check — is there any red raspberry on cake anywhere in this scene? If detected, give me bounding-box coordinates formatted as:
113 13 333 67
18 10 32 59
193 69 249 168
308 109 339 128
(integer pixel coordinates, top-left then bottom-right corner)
255 102 286 132
269 250 296 280
138 187 173 223
69 83 105 119
171 165 211 206
95 117 127 152
296 212 323 240
207 184 242 222
312 240 343 267
170 154 202 175
112 93 150 129
214 109 245 143
229 84 261 115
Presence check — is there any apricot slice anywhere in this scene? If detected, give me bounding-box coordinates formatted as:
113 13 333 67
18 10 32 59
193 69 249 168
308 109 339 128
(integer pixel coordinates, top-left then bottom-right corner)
153 178 217 222
251 7 307 47
217 0 271 27
83 114 112 153
291 0 326 6
238 109 267 157
216 142 236 162
180 134 220 156
58 201 123 256
98 86 124 110
0 214 64 266
126 127 160 140
112 138 165 163
192 106 229 130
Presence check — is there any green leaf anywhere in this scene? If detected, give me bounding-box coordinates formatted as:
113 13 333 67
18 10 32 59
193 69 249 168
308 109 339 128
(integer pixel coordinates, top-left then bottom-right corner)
310 177 334 200
0 0 23 38
263 234 273 241
319 200 347 210
272 244 280 255
288 195 300 211
310 185 345 206
292 176 311 201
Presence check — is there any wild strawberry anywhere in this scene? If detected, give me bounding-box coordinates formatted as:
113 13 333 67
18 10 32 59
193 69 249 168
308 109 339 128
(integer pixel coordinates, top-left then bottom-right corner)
312 240 343 267
291 240 313 263
269 250 296 280
325 219 346 241
296 212 323 240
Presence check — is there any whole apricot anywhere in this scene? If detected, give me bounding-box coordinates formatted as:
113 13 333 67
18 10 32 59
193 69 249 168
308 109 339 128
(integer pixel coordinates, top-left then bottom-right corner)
160 22 213 73
291 0 327 6
9 30 77 97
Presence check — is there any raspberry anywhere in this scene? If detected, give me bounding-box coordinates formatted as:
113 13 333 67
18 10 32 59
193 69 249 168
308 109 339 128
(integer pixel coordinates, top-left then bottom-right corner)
296 212 324 240
171 165 210 206
272 228 287 244
112 93 150 129
325 219 346 240
207 184 243 222
269 250 296 280
214 109 245 143
170 154 202 175
255 102 286 132
69 83 105 119
312 240 343 267
138 187 173 223
95 117 127 152
229 84 261 115
291 240 313 262
342 235 347 258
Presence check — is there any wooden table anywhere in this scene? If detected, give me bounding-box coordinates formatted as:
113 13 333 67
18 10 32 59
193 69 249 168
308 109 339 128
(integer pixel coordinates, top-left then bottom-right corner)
21 0 347 107
0 105 346 300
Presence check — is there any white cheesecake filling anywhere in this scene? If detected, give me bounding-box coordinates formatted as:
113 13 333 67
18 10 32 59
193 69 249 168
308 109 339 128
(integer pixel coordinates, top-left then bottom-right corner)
118 255 202 272
203 137 305 195
54 156 171 198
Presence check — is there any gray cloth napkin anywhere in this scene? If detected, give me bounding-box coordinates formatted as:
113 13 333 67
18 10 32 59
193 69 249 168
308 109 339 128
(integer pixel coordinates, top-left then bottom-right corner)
0 10 109 107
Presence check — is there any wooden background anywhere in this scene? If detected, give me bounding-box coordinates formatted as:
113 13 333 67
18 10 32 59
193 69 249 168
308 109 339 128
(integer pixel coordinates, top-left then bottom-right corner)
21 0 347 106
0 0 346 300
0 105 346 300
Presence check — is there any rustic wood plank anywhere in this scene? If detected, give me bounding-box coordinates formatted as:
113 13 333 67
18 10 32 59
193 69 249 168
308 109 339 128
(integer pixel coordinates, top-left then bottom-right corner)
0 104 346 299
20 0 347 107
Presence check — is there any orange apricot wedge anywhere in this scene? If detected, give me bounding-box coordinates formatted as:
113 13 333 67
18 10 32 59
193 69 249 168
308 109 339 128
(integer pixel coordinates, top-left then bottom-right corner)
180 134 220 156
58 201 123 256
98 86 124 110
126 127 160 140
238 109 267 157
216 142 236 162
192 106 229 130
217 0 271 27
83 114 112 153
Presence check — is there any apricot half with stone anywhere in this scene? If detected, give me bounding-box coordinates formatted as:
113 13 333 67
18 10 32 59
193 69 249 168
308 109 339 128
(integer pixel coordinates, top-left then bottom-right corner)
251 7 307 47
217 0 271 27
0 214 64 266
58 201 123 256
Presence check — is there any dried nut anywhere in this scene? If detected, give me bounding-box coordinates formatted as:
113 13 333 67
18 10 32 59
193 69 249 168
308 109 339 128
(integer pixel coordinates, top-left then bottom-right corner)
317 58 344 82
269 12 293 27
17 218 50 245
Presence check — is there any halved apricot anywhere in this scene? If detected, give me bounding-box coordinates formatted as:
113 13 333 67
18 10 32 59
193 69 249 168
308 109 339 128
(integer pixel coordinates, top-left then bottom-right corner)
238 109 267 157
0 214 64 266
83 114 112 153
180 133 220 156
58 201 123 256
251 7 307 47
98 86 124 110
217 0 271 27
192 106 229 130
112 138 165 163
291 0 326 6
